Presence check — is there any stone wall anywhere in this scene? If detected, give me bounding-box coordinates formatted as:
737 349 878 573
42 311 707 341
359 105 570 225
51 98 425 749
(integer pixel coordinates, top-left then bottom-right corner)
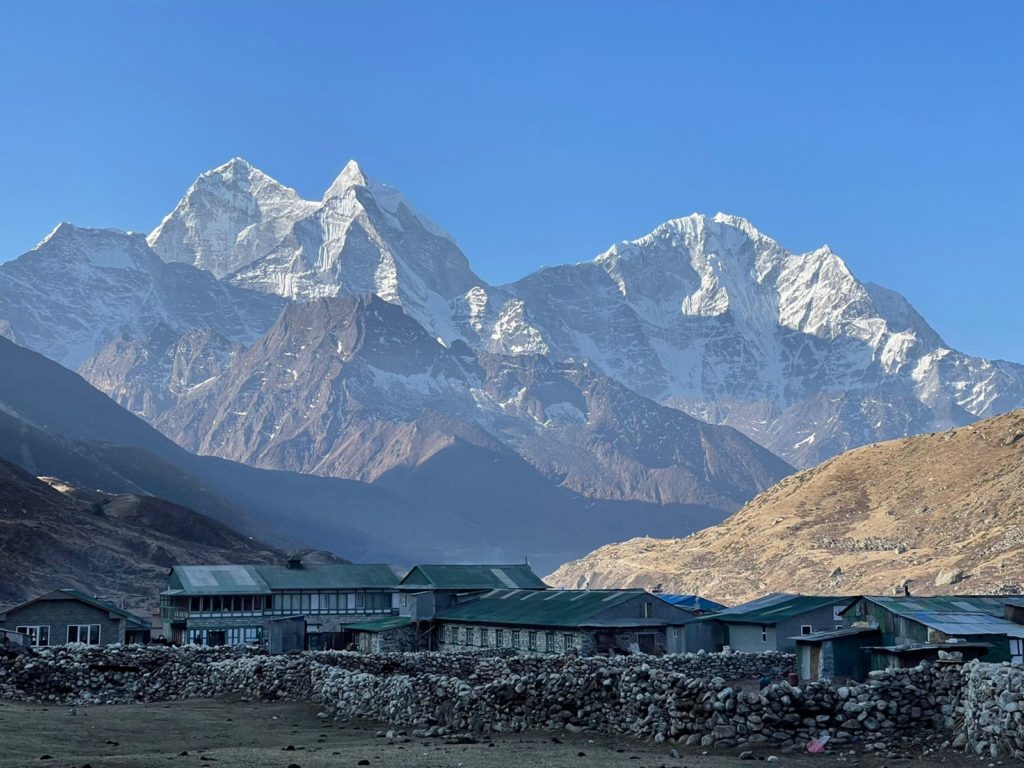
2 644 1021 758
959 659 1024 759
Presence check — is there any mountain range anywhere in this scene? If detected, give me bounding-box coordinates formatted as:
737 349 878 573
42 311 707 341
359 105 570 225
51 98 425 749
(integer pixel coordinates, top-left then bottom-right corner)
1 158 1023 568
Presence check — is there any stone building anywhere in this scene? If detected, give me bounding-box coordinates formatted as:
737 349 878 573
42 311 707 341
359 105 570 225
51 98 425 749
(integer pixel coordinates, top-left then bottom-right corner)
0 589 150 647
350 563 549 652
434 588 695 655
160 558 400 649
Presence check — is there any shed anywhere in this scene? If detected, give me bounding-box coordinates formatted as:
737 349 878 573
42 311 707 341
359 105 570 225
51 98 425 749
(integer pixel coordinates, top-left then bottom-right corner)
842 596 1024 663
793 626 880 683
266 616 305 654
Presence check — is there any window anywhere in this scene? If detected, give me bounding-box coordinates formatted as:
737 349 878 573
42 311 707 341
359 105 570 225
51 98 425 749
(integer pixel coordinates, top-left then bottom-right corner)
761 625 768 642
512 630 521 649
189 596 201 612
15 626 49 647
495 629 504 648
300 593 312 612
641 601 653 618
563 633 575 650
462 627 471 645
545 632 556 653
528 631 538 651
355 592 365 609
479 629 488 647
67 624 101 645
800 625 813 636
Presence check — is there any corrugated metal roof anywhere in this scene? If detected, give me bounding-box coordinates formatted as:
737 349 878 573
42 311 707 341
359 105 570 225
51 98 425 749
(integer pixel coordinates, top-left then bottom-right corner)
436 589 686 628
172 565 272 595
714 593 853 625
257 564 399 590
399 564 548 591
0 589 150 628
346 616 413 633
792 627 881 643
861 596 1024 637
171 564 399 594
657 594 727 612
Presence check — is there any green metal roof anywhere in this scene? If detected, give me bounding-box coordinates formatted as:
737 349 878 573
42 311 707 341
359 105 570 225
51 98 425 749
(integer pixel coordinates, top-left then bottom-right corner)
400 564 548 590
346 616 413 633
170 564 399 594
257 564 399 590
854 595 1024 637
435 588 679 628
0 589 150 628
712 593 853 625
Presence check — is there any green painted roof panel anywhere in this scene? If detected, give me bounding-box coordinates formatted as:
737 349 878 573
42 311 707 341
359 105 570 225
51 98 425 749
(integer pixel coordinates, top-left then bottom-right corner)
346 616 413 633
400 564 548 590
436 589 678 628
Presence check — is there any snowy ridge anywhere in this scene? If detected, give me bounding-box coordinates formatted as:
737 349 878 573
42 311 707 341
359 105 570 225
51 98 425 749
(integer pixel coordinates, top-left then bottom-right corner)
0 223 285 368
5 158 1024 469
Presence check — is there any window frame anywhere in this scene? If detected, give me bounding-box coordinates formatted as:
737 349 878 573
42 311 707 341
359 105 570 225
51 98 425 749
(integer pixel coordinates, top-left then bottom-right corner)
15 625 49 647
761 625 768 642
800 625 813 636
67 624 101 645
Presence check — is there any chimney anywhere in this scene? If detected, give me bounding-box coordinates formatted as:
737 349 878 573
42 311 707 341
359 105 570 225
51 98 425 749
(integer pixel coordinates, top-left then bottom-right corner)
286 553 304 570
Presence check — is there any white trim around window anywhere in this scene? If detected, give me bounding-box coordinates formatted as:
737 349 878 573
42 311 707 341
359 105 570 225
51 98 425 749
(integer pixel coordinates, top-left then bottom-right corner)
67 624 101 645
15 625 50 647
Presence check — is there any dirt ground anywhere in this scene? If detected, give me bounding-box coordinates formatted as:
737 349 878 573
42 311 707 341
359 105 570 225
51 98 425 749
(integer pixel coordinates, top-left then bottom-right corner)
0 697 979 768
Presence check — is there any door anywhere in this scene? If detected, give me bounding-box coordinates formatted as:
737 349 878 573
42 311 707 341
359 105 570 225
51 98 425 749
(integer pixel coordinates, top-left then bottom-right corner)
637 633 656 654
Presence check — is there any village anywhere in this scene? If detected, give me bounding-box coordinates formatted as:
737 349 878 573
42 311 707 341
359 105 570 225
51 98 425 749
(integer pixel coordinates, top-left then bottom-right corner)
2 555 1024 766
3 555 1024 679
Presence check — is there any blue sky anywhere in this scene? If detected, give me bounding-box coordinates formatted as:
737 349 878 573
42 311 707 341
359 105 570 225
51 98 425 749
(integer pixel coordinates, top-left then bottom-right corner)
2 1 1022 361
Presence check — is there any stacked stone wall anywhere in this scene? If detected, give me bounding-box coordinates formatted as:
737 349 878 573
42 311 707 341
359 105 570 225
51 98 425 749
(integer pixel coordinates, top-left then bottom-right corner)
1 644 1021 758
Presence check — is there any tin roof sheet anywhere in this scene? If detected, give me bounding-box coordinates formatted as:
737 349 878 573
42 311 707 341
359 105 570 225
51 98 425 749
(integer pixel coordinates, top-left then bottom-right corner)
657 594 727 612
436 589 679 628
713 593 853 625
860 595 1024 636
346 616 413 633
171 563 399 594
399 564 548 591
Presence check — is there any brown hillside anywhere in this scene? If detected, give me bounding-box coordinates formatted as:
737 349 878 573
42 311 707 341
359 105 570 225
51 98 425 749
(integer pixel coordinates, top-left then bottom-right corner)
548 410 1024 604
0 459 284 613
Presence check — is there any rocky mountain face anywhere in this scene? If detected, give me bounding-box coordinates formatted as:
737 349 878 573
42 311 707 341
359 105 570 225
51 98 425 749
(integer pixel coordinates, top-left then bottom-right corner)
0 223 285 368
0 334 730 572
87 294 791 514
547 409 1024 604
0 459 282 612
481 214 1024 467
142 160 1024 467
149 158 484 345
3 157 1023 569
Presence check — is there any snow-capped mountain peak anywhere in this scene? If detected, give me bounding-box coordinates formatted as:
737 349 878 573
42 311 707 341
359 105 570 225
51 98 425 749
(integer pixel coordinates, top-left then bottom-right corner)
147 159 483 345
324 159 369 198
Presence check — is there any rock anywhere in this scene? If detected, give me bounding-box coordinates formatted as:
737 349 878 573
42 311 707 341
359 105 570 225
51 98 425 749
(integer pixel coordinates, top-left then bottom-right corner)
935 568 965 586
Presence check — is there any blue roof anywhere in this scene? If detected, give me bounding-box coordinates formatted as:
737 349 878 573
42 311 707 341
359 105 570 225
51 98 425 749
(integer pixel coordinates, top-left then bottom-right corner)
657 594 727 612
